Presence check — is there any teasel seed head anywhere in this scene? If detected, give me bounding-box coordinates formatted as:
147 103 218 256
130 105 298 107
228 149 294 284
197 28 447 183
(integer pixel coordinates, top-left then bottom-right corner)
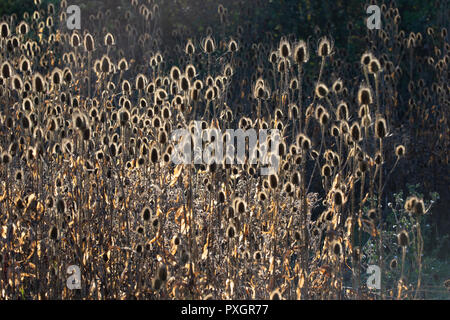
321 164 332 177
1 61 12 79
367 209 377 221
49 226 58 241
104 33 115 46
318 37 332 57
227 224 236 238
293 40 309 64
185 39 195 55
390 258 398 270
150 146 160 164
228 38 238 52
375 117 387 139
333 188 345 206
279 38 291 59
142 206 152 222
350 122 361 142
361 52 373 67
268 173 278 189
357 86 373 105
332 79 343 93
368 58 382 74
398 230 409 247
202 35 215 54
258 191 268 202
270 289 282 300
332 241 342 257
0 22 10 38
84 33 95 52
395 145 405 158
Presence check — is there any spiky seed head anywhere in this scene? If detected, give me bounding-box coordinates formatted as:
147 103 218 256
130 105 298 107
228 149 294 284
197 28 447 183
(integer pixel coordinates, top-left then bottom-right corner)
49 226 58 240
203 36 215 54
84 33 95 52
268 173 278 189
332 79 343 93
315 83 329 99
398 230 409 247
185 39 195 55
321 164 332 177
270 289 282 300
318 37 332 57
367 209 377 221
368 58 382 74
227 224 236 238
279 39 291 58
332 241 342 256
333 189 344 206
358 86 373 105
395 145 406 158
142 207 152 221
293 40 309 64
375 117 387 139
361 52 373 67
390 258 398 270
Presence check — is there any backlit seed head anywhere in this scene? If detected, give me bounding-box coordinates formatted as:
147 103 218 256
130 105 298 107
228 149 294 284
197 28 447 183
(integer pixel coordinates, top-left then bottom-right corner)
375 117 387 139
228 38 238 52
395 145 406 158
84 33 95 52
367 209 377 221
398 230 409 247
361 52 373 67
49 226 58 240
234 198 246 214
32 73 46 93
291 171 301 186
332 79 343 93
374 152 383 166
279 39 291 58
104 33 115 46
321 164 332 177
318 37 332 57
390 258 398 270
185 39 195 55
357 86 373 105
333 189 344 206
368 58 382 74
270 289 282 300
337 102 349 120
1 62 12 79
350 122 361 142
258 191 267 202
268 173 278 189
142 206 152 221
0 22 10 38
293 40 309 64
332 241 342 256
227 224 236 238
202 35 215 54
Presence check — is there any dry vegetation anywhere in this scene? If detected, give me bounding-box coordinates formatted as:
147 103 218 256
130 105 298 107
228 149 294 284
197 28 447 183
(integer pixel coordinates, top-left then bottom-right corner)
0 0 448 299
